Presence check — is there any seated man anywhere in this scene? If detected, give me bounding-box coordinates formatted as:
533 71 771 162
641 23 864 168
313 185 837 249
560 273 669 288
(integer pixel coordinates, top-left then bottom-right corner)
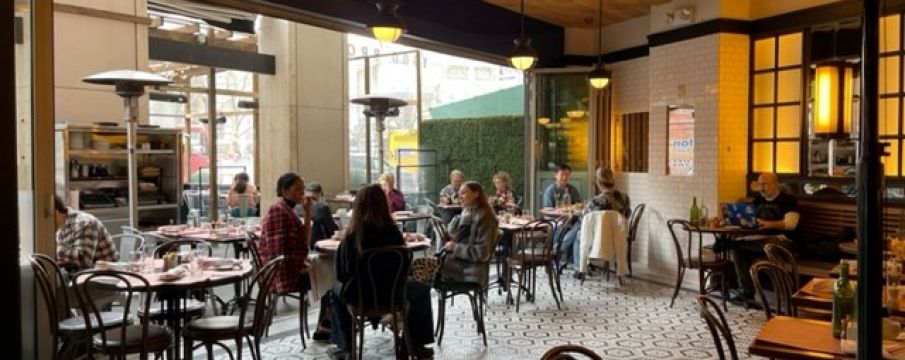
731 172 800 302
541 164 581 209
438 169 465 223
305 181 339 248
54 194 118 272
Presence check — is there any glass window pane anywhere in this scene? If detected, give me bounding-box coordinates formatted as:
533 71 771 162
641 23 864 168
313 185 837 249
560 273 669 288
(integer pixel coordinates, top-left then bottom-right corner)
882 15 901 53
753 107 774 139
753 142 774 173
776 141 799 174
776 105 801 138
777 33 802 67
884 140 900 176
754 73 775 104
880 98 900 136
776 69 801 102
754 37 776 70
880 56 900 94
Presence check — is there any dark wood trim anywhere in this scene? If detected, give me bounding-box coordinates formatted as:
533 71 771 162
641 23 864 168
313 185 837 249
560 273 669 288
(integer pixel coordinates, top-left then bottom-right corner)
648 19 750 47
149 37 276 74
1 1 22 358
561 45 649 66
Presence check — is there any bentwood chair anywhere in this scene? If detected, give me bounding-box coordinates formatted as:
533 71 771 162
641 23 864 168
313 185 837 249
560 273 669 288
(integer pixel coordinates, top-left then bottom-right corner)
347 246 414 360
696 295 739 360
626 203 646 276
506 220 560 312
183 256 283 360
246 232 309 348
667 219 732 309
73 270 171 360
30 254 126 360
750 260 797 319
764 243 799 290
428 216 451 252
433 232 500 347
539 344 604 360
138 239 209 322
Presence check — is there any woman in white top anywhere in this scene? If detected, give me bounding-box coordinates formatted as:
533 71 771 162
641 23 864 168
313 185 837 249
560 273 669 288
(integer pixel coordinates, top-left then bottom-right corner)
228 172 259 217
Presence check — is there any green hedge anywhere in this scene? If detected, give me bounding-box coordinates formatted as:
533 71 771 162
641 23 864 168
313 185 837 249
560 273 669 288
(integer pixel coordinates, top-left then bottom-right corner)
419 116 525 202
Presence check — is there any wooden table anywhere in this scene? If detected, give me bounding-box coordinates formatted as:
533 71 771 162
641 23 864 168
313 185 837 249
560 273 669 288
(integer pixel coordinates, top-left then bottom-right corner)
748 316 851 359
794 277 905 316
538 207 577 219
392 211 432 223
838 241 857 255
86 260 253 360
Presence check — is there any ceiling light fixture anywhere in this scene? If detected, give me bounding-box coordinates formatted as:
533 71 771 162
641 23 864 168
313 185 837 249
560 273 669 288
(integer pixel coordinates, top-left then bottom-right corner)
588 0 611 89
509 0 538 71
368 0 406 43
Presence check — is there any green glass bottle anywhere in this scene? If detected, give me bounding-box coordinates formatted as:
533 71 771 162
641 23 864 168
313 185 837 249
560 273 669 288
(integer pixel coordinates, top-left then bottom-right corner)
832 260 856 338
689 197 700 225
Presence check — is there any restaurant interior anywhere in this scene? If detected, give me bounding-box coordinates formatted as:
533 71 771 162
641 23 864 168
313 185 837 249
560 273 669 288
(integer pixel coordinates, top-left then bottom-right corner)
4 0 902 358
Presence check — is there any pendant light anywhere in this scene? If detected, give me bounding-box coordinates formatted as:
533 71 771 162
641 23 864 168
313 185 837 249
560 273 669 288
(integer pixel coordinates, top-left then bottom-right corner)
509 0 538 71
369 0 406 43
588 0 611 88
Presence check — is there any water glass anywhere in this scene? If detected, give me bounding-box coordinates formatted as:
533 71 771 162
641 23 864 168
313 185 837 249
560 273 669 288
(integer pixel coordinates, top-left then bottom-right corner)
129 251 142 273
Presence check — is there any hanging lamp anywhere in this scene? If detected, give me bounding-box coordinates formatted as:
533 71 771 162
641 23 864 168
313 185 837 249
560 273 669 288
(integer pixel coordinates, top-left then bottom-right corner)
588 0 611 88
369 0 406 43
509 0 538 71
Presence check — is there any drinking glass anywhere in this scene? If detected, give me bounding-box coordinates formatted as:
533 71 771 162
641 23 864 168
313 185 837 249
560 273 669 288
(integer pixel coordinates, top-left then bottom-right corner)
129 251 142 273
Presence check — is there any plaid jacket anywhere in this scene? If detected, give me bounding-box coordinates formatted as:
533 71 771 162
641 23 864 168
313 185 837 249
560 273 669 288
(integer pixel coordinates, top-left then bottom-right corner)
56 208 118 270
259 198 309 293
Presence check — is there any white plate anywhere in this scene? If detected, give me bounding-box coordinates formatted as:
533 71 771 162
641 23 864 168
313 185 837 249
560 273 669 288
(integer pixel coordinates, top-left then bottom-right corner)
158 272 184 281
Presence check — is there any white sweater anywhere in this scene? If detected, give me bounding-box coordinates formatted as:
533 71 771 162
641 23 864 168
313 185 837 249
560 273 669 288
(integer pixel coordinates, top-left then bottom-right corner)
578 210 628 275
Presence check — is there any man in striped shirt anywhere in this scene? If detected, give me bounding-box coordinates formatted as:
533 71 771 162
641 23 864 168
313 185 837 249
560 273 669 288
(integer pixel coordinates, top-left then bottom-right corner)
54 195 118 271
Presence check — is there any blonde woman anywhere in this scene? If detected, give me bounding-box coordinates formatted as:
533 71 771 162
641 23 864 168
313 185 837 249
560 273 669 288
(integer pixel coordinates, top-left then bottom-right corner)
490 171 518 211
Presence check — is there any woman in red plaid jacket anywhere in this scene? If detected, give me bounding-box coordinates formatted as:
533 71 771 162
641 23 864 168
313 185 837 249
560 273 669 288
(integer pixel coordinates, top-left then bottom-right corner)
259 172 314 294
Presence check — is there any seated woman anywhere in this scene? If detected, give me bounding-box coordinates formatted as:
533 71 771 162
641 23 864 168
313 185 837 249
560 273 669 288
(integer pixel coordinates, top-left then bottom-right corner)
227 172 259 217
379 172 405 212
490 171 518 212
438 181 499 285
258 173 313 296
563 168 631 278
328 184 435 358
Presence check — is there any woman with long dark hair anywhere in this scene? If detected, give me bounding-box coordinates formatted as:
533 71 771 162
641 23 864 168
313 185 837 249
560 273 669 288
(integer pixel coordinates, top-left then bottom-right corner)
328 184 435 358
438 181 499 284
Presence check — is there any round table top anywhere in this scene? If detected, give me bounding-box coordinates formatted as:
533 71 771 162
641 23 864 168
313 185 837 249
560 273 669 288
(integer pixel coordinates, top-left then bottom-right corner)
84 259 253 292
314 238 431 253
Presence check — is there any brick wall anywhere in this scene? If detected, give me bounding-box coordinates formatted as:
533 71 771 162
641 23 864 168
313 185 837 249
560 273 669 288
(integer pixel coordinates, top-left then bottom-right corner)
610 33 750 289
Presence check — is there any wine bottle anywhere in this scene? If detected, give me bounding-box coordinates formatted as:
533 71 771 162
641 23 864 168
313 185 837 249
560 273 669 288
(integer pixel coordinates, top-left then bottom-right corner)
832 260 856 338
689 197 700 225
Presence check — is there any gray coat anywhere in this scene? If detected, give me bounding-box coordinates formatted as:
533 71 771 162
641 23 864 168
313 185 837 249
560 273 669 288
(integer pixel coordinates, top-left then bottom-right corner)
439 206 499 285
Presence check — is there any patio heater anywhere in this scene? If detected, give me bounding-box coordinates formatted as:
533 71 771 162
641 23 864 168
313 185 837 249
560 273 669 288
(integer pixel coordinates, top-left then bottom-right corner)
83 70 172 228
350 95 408 183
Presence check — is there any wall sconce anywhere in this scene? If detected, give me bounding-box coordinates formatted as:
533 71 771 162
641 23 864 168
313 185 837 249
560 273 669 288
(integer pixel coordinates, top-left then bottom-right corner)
813 62 854 138
537 117 551 125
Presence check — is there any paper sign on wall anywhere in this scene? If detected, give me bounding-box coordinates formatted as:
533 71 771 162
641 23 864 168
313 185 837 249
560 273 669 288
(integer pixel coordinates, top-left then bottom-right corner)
668 106 694 176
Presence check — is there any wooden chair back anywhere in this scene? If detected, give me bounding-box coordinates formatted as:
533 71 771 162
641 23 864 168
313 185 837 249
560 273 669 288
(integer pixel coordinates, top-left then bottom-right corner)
627 203 646 243
72 270 158 357
696 295 739 360
764 243 800 290
242 255 284 338
750 260 797 319
245 231 264 271
350 246 413 314
30 253 70 336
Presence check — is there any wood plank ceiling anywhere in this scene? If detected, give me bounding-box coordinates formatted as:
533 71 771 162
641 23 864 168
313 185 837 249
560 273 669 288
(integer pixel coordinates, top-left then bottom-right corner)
483 0 671 28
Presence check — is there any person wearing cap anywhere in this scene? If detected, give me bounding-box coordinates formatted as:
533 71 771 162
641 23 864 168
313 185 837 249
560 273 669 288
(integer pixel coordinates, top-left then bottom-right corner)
560 168 631 278
305 181 339 245
378 172 406 212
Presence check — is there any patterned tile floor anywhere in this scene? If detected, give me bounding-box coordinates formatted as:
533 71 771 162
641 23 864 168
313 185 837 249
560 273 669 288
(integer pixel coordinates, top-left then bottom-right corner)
202 273 767 359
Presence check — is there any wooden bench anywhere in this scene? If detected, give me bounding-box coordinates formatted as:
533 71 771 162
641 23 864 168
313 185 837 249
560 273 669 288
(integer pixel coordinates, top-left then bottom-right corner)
795 200 905 277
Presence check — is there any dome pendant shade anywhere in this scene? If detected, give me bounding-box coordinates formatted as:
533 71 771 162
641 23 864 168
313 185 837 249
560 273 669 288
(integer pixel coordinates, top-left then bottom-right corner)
588 64 611 89
368 1 406 43
509 36 538 71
